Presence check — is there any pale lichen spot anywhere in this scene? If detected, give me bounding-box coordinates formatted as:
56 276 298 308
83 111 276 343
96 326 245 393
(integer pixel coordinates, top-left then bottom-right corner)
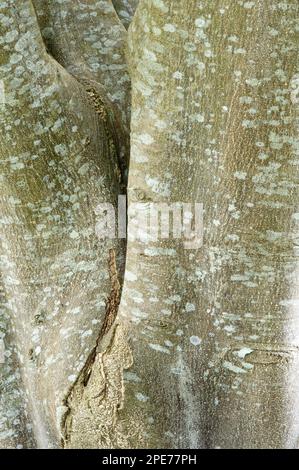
225 234 240 242
240 96 253 104
145 176 170 196
235 348 253 359
124 372 142 383
223 361 247 374
190 336 201 346
185 303 195 313
153 27 162 36
149 343 170 354
224 325 236 333
192 113 205 123
258 152 269 161
69 230 79 240
82 329 92 338
134 153 149 163
54 144 67 157
78 163 90 176
195 269 206 281
161 309 172 316
68 374 77 383
245 78 259 87
243 1 255 9
126 270 137 282
195 18 206 28
152 0 168 13
138 133 154 145
242 119 256 128
173 71 183 80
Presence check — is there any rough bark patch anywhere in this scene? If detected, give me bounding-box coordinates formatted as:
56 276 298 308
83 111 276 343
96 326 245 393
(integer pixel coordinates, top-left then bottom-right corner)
61 250 133 448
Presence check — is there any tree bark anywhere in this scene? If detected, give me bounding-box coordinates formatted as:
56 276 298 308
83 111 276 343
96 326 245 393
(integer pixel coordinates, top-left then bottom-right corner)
112 0 139 29
113 0 299 449
0 278 35 448
0 0 124 448
32 0 131 176
1 0 299 450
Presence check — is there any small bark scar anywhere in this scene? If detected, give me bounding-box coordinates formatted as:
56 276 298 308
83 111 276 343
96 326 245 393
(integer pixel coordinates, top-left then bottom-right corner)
60 250 133 448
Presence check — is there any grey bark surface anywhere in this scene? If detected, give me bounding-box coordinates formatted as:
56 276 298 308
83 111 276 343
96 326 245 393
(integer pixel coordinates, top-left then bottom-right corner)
1 0 299 450
0 0 124 448
32 0 131 176
112 0 139 29
0 280 35 448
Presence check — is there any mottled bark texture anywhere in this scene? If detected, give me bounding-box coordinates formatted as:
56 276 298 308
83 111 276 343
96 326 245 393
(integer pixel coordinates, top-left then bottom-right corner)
1 0 299 450
32 0 131 177
0 0 124 448
113 0 299 449
0 279 35 448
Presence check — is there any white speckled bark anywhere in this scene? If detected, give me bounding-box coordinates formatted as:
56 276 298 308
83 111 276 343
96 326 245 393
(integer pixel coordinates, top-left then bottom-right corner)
115 0 299 449
0 0 124 448
32 0 131 176
1 0 299 450
0 280 35 448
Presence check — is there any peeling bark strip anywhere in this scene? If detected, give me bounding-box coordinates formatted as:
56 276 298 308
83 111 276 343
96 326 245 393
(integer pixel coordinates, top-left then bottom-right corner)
101 249 122 336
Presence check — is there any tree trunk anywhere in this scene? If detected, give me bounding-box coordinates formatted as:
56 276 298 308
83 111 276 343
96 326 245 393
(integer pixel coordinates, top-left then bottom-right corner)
32 0 131 179
1 0 299 449
112 0 299 449
0 0 125 448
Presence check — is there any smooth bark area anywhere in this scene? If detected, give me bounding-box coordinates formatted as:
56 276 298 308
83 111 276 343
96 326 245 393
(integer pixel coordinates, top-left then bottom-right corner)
0 278 35 448
113 0 299 449
0 0 124 448
32 0 131 176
